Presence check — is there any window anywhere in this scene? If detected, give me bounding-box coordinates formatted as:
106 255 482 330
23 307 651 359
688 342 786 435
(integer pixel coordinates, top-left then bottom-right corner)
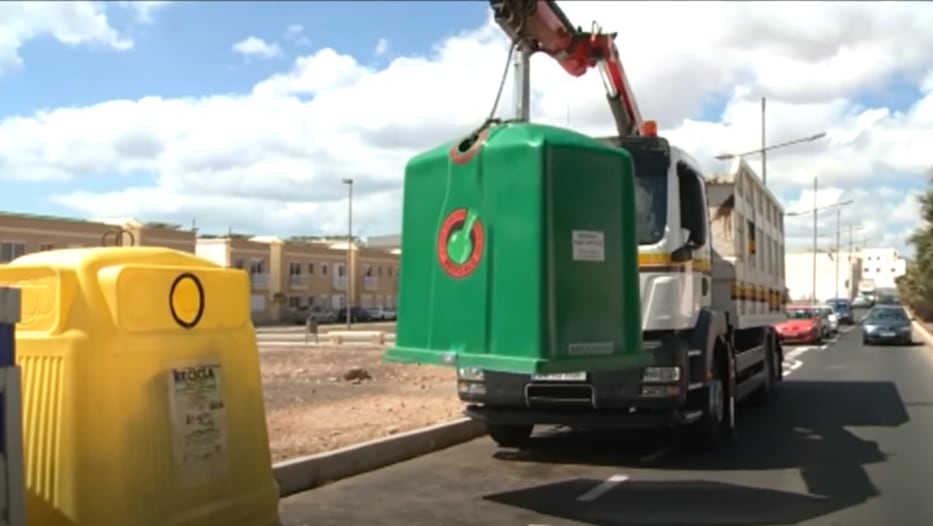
364 265 373 277
676 162 709 249
39 243 54 252
633 172 669 245
287 296 301 308
288 262 302 275
377 266 383 277
337 264 345 277
233 258 245 269
387 267 393 277
249 259 265 274
308 262 315 275
322 263 329 276
0 242 26 263
876 268 880 273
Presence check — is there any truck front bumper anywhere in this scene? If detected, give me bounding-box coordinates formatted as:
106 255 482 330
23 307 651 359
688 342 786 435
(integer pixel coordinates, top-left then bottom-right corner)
464 404 703 430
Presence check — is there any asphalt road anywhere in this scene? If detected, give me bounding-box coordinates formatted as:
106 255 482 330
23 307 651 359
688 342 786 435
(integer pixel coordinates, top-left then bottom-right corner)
279 325 933 525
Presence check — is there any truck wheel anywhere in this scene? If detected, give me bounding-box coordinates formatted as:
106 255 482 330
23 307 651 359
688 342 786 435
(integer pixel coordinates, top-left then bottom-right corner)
486 424 533 448
687 360 729 450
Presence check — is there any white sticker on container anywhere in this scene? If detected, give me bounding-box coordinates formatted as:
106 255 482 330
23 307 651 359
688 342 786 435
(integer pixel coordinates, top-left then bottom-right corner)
168 363 227 466
572 230 605 262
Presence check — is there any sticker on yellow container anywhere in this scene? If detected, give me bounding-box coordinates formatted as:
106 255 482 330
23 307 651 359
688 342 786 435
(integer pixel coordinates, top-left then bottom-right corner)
169 363 228 468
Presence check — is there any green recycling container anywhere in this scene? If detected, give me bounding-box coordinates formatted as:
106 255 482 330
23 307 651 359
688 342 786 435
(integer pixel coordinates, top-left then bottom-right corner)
384 122 647 374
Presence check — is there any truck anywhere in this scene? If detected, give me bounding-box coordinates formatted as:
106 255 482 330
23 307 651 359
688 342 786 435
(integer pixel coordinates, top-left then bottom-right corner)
385 0 786 448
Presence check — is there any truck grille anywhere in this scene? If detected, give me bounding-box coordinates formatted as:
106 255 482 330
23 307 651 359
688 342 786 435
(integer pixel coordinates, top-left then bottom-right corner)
525 383 595 408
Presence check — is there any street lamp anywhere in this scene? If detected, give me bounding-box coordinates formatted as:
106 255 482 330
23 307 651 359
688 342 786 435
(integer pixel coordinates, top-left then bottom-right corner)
341 178 354 329
715 130 827 186
786 183 854 303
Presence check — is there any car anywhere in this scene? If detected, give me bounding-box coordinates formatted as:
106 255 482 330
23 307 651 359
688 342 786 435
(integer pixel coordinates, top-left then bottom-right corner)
852 294 874 308
861 305 913 345
336 306 372 323
775 305 827 344
816 305 839 334
827 298 853 324
875 293 900 305
366 306 397 321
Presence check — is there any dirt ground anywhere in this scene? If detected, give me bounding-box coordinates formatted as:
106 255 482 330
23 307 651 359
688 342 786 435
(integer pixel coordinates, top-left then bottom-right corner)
259 344 463 462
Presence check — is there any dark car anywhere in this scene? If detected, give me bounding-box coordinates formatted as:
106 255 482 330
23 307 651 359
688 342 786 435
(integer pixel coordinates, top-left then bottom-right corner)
827 298 853 324
336 306 372 323
861 305 913 345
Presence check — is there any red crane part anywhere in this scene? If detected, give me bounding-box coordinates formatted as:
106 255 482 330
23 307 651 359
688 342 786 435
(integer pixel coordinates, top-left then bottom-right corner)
489 0 646 137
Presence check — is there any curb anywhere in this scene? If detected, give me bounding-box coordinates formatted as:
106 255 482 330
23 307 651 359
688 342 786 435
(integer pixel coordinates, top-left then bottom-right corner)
911 319 933 347
272 417 487 497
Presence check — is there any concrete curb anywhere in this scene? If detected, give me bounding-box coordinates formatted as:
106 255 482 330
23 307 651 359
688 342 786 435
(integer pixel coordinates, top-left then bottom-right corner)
911 317 933 347
272 417 487 497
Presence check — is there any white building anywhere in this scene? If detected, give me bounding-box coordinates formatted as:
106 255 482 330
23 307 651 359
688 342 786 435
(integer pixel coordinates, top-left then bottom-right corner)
785 250 861 302
858 247 906 291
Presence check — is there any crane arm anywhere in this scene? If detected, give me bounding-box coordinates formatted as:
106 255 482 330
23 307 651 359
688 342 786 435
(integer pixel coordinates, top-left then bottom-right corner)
489 0 645 137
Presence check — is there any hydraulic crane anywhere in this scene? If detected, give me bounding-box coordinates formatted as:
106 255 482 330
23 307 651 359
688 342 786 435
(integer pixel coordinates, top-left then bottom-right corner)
488 0 646 137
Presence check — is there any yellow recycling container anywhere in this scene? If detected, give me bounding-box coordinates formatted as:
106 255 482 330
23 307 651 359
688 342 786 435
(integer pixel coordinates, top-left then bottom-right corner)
0 247 280 526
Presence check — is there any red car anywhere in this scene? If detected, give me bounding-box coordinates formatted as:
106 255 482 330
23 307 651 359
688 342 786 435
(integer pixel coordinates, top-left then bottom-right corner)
775 305 825 344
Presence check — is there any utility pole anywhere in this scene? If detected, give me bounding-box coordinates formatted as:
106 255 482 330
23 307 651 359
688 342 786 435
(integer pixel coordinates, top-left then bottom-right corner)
341 178 354 329
811 177 818 303
834 207 841 299
761 97 767 186
513 45 531 121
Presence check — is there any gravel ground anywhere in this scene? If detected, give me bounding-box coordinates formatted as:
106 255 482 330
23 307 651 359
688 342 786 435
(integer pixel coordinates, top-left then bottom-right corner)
260 344 463 462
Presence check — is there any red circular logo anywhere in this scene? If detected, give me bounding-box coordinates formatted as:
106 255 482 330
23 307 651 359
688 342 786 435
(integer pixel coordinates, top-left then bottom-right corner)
437 208 484 278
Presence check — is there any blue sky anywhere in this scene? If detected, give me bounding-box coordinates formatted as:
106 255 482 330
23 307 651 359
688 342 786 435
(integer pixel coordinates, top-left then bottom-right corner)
0 1 488 218
0 1 929 255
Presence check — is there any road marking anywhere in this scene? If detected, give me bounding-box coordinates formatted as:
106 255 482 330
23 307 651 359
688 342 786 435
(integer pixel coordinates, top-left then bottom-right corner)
640 445 672 462
576 474 629 502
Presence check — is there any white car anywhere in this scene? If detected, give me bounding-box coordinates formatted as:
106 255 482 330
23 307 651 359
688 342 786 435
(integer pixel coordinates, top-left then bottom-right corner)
818 305 839 334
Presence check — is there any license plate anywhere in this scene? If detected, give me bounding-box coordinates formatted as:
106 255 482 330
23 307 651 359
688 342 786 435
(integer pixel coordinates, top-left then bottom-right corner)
532 372 587 382
879 332 896 338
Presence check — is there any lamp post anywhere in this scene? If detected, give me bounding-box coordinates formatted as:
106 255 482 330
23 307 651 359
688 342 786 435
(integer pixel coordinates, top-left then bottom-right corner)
715 130 827 187
341 178 354 329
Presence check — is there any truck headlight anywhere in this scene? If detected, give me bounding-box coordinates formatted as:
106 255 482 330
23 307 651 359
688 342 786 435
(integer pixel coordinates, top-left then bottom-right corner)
457 367 484 381
642 366 681 383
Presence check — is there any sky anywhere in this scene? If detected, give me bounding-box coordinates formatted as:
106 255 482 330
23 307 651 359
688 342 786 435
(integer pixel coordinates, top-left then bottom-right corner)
0 1 931 257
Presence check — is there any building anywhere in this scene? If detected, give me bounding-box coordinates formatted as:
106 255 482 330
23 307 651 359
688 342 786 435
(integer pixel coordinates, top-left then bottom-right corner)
0 210 400 324
858 247 907 291
785 250 861 302
0 211 197 262
366 233 401 254
195 236 400 323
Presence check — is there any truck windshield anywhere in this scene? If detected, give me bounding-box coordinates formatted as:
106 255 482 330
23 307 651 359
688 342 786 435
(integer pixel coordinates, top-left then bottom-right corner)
634 173 668 245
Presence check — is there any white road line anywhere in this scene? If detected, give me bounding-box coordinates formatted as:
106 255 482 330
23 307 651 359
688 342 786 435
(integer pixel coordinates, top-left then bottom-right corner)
640 445 672 463
576 474 629 502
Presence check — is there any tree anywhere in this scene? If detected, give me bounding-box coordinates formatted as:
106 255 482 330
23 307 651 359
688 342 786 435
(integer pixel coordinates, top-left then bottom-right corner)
898 168 933 319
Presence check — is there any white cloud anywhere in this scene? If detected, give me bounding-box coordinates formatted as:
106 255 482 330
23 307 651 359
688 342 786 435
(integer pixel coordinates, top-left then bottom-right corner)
1 1 932 255
283 24 310 47
0 1 133 74
118 1 171 24
232 36 282 60
374 38 389 56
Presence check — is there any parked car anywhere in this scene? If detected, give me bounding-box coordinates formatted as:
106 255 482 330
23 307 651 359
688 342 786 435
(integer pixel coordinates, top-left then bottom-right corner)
286 305 337 325
861 305 913 345
852 294 874 308
775 305 828 344
827 298 853 324
336 306 372 323
816 305 839 334
367 306 397 321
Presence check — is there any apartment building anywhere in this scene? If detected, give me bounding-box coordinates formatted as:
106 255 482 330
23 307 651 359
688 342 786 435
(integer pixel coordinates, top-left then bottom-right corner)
195 235 275 321
0 212 197 262
271 238 351 312
859 247 907 290
785 250 861 302
194 235 401 323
